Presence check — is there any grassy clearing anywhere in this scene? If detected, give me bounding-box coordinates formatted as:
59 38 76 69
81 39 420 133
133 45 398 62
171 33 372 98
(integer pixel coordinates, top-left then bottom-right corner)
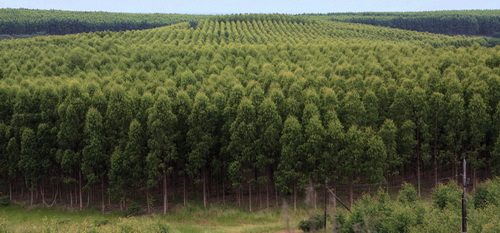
0 203 307 233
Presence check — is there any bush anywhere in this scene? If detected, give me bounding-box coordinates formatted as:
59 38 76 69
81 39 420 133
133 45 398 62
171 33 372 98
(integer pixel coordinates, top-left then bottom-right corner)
123 204 144 217
474 185 489 209
432 182 461 210
0 197 10 207
94 219 110 227
157 222 170 233
298 220 311 232
398 182 418 204
380 205 424 232
298 214 327 232
474 178 500 209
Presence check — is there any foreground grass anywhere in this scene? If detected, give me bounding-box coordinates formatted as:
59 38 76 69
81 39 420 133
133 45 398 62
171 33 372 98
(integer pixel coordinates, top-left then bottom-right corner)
0 203 306 233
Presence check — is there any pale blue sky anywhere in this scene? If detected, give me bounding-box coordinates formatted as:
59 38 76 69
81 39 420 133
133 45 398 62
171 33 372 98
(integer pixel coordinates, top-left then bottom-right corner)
1 0 499 14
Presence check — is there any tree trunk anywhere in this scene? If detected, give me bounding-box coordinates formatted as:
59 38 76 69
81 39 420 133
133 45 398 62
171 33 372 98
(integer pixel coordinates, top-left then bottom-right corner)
386 174 389 193
473 168 477 192
41 184 48 206
314 187 317 210
30 187 34 206
249 182 252 212
266 182 269 209
163 171 168 215
434 151 438 188
50 185 58 206
79 172 83 211
9 180 12 201
237 189 241 208
216 176 220 203
417 158 421 197
456 160 460 185
183 175 187 206
222 178 226 205
349 178 353 207
101 175 105 213
203 169 207 209
293 184 297 212
275 184 278 207
70 183 73 208
258 182 262 209
146 189 151 215
87 187 90 208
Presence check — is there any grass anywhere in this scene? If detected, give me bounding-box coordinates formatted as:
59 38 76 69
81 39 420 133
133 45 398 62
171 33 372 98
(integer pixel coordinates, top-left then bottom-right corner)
0 203 308 233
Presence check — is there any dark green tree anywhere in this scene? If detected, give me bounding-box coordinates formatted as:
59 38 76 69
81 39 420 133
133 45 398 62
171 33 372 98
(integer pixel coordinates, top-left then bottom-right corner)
187 92 217 209
82 107 107 212
19 128 38 205
146 94 177 215
276 116 304 211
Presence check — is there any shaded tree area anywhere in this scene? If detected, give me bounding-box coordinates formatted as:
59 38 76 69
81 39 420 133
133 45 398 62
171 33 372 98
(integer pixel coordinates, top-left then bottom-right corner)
0 8 207 36
308 10 500 36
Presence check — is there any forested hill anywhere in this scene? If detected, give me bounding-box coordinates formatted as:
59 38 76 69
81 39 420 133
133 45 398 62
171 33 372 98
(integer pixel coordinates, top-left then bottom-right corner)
307 10 500 37
0 14 499 213
0 8 207 35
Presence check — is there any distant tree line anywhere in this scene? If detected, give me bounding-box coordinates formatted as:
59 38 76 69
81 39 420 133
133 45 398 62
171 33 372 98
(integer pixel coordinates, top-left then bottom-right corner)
308 10 500 36
0 8 207 35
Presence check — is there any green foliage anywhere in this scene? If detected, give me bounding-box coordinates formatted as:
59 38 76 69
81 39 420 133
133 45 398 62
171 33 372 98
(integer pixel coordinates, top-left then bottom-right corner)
432 182 462 210
0 12 498 215
474 178 500 209
341 189 425 233
0 196 10 207
397 182 418 204
94 219 110 227
122 204 144 217
298 214 328 232
157 222 170 233
309 10 500 36
298 219 312 232
0 8 208 36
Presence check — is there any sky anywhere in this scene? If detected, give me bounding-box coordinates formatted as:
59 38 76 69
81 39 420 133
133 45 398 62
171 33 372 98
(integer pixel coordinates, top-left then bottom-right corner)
0 0 499 14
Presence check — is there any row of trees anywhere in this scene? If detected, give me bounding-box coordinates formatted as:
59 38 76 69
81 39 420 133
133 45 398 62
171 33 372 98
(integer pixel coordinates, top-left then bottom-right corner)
311 10 500 36
0 8 207 35
0 15 499 214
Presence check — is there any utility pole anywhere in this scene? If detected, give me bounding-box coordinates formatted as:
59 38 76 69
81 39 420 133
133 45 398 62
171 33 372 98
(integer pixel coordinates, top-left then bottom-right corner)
462 156 467 233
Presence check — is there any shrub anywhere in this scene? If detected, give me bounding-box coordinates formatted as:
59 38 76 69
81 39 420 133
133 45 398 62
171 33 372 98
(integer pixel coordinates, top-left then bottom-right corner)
0 197 10 207
474 185 489 209
123 204 144 217
298 214 328 232
432 182 461 210
398 182 418 204
474 178 500 209
157 222 170 233
94 219 110 227
298 219 311 232
380 204 424 232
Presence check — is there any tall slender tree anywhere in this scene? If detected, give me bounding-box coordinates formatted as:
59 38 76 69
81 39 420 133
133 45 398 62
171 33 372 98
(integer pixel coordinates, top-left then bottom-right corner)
187 92 217 208
467 94 490 188
229 97 258 211
276 116 304 211
82 107 106 212
146 94 177 215
19 128 38 205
